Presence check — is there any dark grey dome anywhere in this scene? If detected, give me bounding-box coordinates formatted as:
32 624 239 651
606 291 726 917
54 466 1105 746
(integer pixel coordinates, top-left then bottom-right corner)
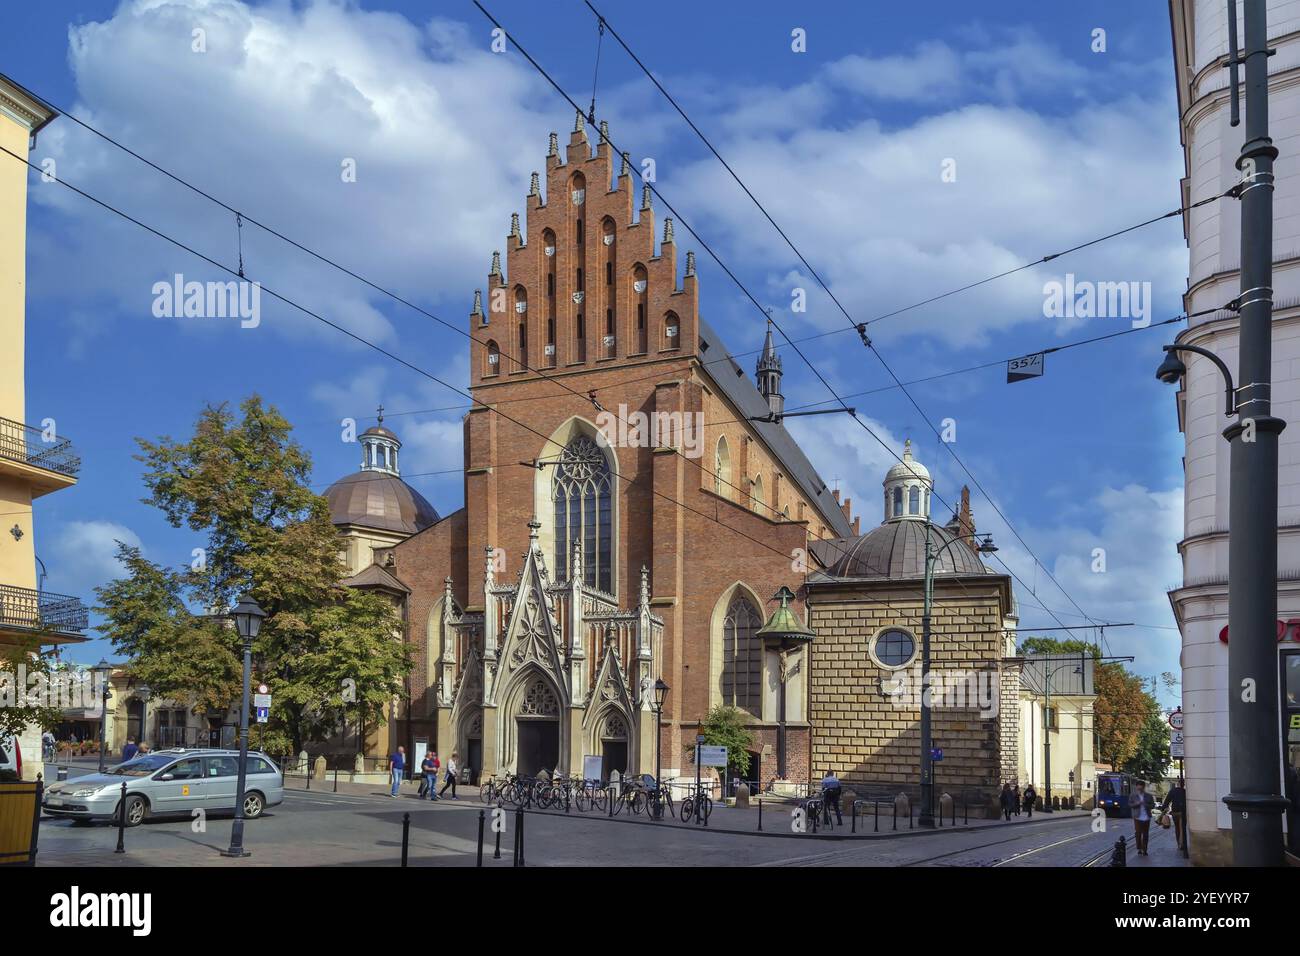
826 520 990 580
324 471 439 535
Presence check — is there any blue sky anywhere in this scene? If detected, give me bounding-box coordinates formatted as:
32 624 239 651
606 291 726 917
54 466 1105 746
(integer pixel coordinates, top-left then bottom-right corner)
4 0 1188 704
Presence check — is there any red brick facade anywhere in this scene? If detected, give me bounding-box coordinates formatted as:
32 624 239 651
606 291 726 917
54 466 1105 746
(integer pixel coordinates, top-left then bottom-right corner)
380 116 856 785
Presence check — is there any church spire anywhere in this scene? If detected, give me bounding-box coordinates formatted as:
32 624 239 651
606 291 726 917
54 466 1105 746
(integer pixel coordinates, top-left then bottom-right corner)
755 315 783 416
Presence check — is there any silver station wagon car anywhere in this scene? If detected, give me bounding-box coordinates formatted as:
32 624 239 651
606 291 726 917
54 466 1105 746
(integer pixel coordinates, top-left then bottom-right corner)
42 749 283 826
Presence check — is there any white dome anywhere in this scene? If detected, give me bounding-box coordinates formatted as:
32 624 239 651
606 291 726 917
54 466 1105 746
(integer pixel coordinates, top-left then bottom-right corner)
884 439 931 485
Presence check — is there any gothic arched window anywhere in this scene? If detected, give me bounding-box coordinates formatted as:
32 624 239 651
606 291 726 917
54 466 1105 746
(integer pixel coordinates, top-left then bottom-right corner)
552 435 613 592
722 593 763 716
714 436 731 499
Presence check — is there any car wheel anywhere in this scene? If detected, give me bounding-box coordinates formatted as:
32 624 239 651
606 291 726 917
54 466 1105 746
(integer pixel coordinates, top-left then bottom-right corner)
243 791 265 819
124 794 148 827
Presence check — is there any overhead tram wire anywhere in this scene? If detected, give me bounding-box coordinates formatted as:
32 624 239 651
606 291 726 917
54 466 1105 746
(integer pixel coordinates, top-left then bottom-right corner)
474 1 1097 643
2 144 1044 656
572 0 1172 640
335 302 1223 435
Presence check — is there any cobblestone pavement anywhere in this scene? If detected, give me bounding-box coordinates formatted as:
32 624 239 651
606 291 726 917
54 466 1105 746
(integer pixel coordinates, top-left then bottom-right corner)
33 772 1184 868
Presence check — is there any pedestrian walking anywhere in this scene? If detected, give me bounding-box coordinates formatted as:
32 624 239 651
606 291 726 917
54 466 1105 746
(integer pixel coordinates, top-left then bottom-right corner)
439 752 460 799
121 738 139 763
421 750 440 800
1000 783 1014 821
42 730 55 761
389 745 406 797
1159 777 1187 852
1012 783 1021 817
1129 779 1155 855
1022 783 1036 818
820 769 843 825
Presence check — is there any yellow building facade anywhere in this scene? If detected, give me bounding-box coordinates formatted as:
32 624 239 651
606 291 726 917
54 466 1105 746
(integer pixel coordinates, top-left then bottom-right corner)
0 75 88 778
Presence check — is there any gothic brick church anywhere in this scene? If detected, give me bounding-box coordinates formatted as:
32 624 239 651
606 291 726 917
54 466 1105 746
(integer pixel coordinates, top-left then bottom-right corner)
325 113 1018 800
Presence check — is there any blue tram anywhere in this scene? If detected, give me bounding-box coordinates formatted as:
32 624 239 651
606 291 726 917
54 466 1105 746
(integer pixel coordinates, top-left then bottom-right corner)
1096 771 1146 817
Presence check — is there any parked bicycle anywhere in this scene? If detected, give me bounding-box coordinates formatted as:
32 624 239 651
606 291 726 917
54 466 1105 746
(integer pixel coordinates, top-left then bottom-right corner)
679 782 713 825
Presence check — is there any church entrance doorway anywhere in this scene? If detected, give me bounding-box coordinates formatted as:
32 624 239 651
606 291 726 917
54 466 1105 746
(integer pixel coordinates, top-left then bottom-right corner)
601 741 628 782
516 719 559 776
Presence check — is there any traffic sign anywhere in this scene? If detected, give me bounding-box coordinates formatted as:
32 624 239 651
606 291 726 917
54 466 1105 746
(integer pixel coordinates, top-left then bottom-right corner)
255 706 269 724
1170 731 1185 759
253 693 272 709
929 748 943 761
1168 708 1184 731
1007 351 1045 383
257 683 269 695
698 745 728 767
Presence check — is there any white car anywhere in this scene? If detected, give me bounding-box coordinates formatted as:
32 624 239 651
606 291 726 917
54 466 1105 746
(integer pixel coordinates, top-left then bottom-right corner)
0 734 22 782
42 749 284 826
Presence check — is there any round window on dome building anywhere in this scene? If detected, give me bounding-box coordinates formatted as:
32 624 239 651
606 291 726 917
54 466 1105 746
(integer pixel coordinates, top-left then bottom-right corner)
870 627 918 669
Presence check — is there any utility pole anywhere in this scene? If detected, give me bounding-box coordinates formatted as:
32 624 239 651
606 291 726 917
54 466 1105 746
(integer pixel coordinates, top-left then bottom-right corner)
1224 0 1288 866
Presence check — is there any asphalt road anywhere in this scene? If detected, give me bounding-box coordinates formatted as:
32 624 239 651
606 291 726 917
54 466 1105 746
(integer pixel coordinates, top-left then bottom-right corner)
34 767 1172 867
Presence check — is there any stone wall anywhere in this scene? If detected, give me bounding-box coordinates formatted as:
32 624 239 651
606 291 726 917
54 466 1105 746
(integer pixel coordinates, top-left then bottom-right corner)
807 576 1012 802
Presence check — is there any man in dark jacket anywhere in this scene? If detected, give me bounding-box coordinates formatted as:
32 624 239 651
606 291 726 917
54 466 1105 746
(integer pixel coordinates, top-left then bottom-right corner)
1129 780 1155 855
1023 784 1037 818
121 738 139 763
1159 778 1187 852
999 783 1014 821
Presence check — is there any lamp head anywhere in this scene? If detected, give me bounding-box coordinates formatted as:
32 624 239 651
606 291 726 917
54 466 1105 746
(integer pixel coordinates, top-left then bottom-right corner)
1156 347 1186 385
977 534 998 554
653 678 668 710
231 595 266 641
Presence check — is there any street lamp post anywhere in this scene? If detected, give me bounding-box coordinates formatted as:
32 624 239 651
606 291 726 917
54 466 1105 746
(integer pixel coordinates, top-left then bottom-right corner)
1157 0 1289 866
1041 658 1083 813
94 658 113 773
222 595 265 859
652 678 667 819
920 524 997 827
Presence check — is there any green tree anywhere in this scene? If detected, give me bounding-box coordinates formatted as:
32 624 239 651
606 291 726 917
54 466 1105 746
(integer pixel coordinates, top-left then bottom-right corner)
687 705 756 777
1122 700 1171 783
96 396 411 754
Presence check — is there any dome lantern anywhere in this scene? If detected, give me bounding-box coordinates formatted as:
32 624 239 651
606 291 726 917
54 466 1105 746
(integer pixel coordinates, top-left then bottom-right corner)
883 438 932 523
360 405 402 476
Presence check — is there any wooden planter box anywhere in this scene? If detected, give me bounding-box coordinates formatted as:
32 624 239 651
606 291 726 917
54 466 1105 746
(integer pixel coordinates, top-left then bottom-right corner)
0 781 42 866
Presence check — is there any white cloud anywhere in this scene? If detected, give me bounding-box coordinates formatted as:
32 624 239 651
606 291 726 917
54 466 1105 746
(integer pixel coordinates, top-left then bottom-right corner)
44 519 143 597
31 0 558 353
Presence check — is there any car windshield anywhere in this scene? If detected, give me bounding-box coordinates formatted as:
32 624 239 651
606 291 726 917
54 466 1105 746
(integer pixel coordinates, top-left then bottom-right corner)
107 755 173 776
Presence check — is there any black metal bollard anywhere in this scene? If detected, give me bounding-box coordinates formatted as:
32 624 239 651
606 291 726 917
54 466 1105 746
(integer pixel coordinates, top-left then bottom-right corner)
757 797 762 831
400 812 410 867
1109 835 1127 867
115 782 127 854
892 803 897 831
852 802 857 834
476 809 485 868
333 768 338 793
875 800 879 833
964 798 968 826
909 806 914 829
513 806 525 867
494 802 503 860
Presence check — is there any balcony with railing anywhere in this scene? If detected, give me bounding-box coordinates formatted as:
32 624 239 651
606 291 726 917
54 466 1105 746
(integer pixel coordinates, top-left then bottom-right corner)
0 584 89 643
0 416 81 496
